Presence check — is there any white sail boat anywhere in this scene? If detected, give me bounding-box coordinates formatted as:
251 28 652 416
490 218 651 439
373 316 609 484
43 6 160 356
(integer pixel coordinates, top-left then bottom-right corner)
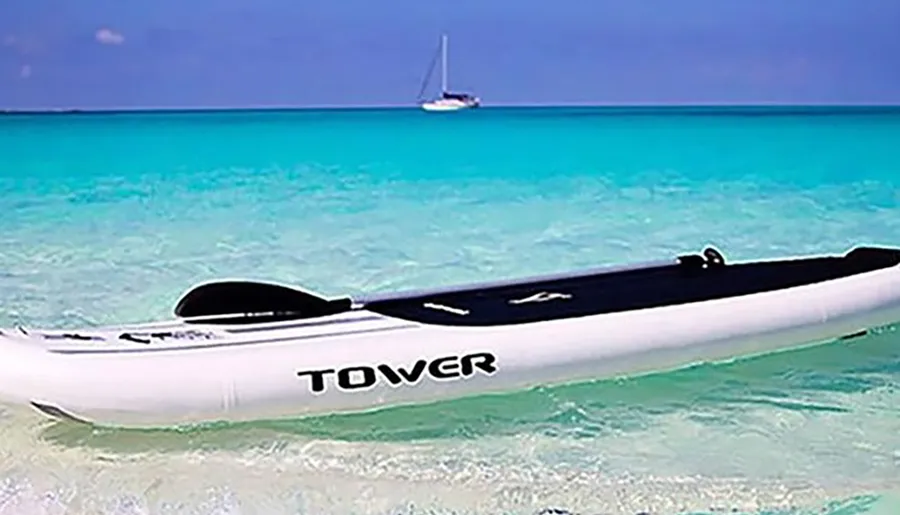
418 34 480 112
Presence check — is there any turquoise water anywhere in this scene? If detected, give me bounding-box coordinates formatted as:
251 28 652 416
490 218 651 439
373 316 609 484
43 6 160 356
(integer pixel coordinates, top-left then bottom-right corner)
0 106 899 514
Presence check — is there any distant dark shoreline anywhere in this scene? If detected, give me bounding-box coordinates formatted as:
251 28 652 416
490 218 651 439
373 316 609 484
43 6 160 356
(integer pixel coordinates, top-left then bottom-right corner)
2 103 900 117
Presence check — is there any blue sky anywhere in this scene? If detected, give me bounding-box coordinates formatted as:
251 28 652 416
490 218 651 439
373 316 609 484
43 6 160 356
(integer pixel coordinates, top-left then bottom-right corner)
1 0 899 109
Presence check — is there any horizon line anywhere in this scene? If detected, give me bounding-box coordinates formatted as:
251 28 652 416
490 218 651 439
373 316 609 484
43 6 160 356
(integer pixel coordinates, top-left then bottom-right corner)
3 100 900 115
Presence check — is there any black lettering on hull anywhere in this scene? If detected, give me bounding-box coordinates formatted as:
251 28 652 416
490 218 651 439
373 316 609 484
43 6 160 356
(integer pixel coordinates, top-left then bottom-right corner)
296 352 498 394
337 366 377 390
461 352 497 375
296 368 335 393
377 359 427 385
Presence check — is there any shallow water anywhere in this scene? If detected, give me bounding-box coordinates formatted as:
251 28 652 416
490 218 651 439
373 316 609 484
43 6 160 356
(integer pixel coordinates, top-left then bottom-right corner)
0 107 899 514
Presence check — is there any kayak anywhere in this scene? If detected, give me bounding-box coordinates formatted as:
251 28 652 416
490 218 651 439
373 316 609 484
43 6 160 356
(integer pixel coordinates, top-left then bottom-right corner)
1 244 899 429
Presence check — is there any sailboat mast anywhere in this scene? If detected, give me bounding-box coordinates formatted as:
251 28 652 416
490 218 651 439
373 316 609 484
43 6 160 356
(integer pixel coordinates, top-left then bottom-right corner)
441 33 448 93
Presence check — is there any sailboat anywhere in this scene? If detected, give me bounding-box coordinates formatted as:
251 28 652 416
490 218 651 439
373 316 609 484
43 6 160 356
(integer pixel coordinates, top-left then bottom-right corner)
418 34 480 112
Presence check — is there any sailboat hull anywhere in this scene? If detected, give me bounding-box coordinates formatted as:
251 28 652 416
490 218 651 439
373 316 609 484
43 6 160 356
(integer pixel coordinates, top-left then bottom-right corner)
421 99 480 112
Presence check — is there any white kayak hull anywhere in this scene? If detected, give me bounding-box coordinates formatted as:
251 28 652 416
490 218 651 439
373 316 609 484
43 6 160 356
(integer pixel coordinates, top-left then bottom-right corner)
2 245 900 429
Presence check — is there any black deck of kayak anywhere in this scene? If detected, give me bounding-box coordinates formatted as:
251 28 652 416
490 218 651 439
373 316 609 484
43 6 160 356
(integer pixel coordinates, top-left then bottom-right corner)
362 247 900 327
173 246 900 327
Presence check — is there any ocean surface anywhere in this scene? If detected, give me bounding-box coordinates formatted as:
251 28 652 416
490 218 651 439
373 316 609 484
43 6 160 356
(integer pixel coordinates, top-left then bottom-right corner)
0 105 899 515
